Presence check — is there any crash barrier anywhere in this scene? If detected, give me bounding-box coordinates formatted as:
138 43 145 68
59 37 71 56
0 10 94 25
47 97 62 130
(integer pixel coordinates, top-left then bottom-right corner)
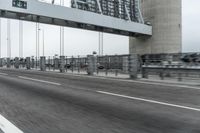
142 66 200 81
141 52 200 66
0 54 139 79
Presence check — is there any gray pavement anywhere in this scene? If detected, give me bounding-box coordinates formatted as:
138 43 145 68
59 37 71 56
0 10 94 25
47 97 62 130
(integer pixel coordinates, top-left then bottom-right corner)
0 68 200 133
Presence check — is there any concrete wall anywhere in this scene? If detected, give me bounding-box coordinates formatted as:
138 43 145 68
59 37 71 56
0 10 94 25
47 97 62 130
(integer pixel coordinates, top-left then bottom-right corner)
129 0 182 54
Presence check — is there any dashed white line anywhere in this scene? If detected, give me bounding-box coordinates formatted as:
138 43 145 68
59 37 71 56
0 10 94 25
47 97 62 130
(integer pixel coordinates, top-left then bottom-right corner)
0 73 8 76
0 114 23 133
18 76 61 86
97 91 200 112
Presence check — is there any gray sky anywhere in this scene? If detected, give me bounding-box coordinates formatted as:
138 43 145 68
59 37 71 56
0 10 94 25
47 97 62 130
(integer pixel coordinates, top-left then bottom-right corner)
0 0 200 57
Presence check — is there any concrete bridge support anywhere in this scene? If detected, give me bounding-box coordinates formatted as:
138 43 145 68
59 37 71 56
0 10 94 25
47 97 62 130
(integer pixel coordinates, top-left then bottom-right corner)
54 58 59 70
6 58 11 68
129 0 182 54
0 58 3 67
87 55 97 75
14 57 19 69
40 56 46 71
26 57 31 70
128 54 139 79
59 56 65 73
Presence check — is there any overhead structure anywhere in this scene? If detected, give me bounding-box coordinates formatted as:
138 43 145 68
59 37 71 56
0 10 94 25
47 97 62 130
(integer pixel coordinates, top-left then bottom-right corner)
0 0 152 36
71 0 144 23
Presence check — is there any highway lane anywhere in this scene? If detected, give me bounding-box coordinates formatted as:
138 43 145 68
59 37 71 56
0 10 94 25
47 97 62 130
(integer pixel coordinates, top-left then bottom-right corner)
0 68 200 133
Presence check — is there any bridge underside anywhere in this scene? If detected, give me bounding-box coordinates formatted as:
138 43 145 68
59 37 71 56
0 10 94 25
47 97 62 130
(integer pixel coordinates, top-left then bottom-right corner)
0 0 152 37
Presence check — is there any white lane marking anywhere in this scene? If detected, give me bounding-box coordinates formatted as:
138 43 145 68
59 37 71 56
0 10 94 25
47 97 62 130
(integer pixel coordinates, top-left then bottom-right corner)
18 76 61 86
0 73 8 76
97 91 200 112
0 114 23 133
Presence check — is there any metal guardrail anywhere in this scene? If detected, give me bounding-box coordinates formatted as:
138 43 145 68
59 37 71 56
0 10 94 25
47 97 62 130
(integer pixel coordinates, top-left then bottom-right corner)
0 54 139 79
142 66 200 81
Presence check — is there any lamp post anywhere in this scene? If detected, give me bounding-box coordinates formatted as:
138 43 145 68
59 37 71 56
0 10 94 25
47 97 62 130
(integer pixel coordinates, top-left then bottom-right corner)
7 19 11 58
19 20 23 58
60 0 64 56
0 18 1 58
38 28 45 56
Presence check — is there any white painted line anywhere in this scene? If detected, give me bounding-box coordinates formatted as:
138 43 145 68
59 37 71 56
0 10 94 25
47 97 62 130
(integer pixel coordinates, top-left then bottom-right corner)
97 91 200 112
18 76 61 86
0 73 8 76
0 114 23 133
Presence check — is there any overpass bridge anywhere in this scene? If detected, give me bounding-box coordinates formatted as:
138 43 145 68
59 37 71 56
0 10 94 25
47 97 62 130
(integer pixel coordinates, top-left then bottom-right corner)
0 0 152 36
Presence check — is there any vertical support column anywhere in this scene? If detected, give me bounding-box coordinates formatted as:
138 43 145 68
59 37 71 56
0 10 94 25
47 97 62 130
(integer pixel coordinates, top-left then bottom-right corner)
26 57 31 70
122 56 129 73
59 56 65 73
54 57 59 70
31 57 35 69
0 58 3 67
128 54 138 79
87 55 97 75
14 57 19 69
6 58 11 68
40 56 46 71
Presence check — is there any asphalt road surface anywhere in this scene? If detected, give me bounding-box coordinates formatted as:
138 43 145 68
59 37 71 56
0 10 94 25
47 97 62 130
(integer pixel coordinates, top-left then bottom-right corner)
0 68 200 133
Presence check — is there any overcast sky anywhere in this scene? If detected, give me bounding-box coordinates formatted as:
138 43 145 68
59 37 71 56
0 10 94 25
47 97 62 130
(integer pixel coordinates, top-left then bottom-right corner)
0 0 200 57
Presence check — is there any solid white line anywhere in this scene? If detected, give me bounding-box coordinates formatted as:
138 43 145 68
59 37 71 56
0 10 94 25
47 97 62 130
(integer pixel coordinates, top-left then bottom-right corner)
97 91 200 112
0 114 23 133
18 76 61 86
0 72 8 76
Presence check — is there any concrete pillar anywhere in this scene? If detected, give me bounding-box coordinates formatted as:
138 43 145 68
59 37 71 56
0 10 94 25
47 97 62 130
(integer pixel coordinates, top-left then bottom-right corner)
59 56 65 73
0 58 3 67
31 58 35 68
54 58 59 70
128 54 139 79
6 58 11 68
40 56 46 71
129 0 182 54
122 56 129 73
87 55 97 75
26 57 31 69
14 57 20 69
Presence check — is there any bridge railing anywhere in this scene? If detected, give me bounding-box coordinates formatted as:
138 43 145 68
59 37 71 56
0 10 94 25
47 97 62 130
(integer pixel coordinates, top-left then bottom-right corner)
0 54 139 79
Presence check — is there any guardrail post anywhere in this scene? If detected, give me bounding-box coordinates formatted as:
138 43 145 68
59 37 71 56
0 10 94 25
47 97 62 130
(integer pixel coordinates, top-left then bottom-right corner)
59 56 65 73
26 57 31 70
128 54 138 79
14 57 19 69
6 58 11 68
40 56 46 71
87 55 97 75
0 58 3 67
142 67 148 79
53 57 59 70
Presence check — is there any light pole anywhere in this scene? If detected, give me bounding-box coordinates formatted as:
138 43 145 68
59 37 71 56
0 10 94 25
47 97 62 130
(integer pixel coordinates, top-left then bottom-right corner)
60 0 64 56
98 32 104 56
38 28 45 56
7 19 11 58
0 18 1 58
19 20 23 58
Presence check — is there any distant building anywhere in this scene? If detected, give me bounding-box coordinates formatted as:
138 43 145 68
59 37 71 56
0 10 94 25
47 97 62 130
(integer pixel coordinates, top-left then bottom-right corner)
129 0 182 54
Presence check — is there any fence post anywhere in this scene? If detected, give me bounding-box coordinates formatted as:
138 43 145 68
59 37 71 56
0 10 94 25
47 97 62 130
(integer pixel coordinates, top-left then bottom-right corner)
14 57 19 69
6 58 11 68
128 54 138 79
40 56 46 71
26 57 31 70
59 56 65 73
87 55 97 75
142 67 148 79
0 58 3 67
